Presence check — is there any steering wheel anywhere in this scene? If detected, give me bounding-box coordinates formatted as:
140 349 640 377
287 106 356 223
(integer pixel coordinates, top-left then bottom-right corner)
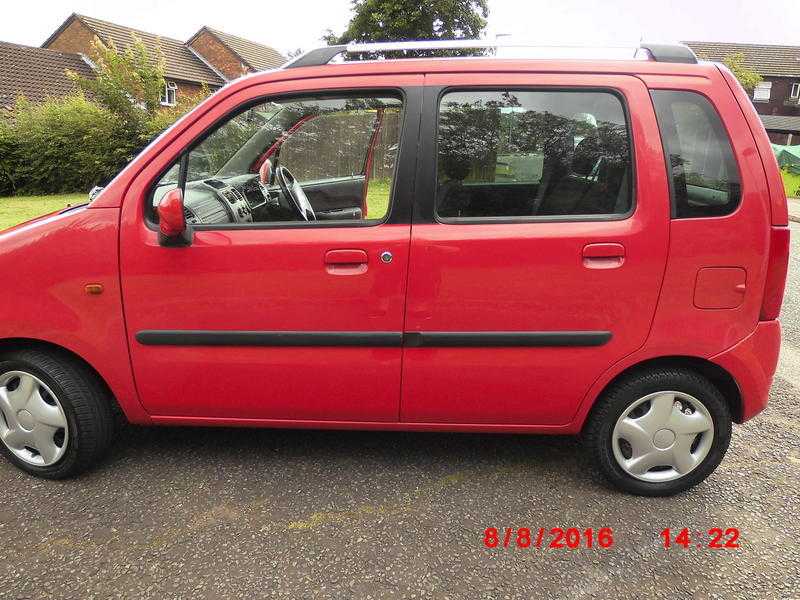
275 165 316 221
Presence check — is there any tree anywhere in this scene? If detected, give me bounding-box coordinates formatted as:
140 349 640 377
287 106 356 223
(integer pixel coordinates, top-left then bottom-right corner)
722 52 762 93
68 34 206 151
69 35 165 131
324 0 489 53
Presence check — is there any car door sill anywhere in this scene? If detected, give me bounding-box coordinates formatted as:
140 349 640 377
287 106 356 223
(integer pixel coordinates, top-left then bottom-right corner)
149 414 578 434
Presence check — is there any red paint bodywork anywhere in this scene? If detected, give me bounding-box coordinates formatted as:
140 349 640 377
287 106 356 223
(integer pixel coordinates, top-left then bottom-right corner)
0 57 787 433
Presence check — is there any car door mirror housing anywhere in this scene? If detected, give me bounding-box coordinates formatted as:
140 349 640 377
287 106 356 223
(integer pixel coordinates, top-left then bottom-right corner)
157 188 192 246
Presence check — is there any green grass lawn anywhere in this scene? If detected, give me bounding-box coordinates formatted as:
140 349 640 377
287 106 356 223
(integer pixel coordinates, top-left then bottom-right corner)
365 178 391 219
782 169 800 199
0 193 85 231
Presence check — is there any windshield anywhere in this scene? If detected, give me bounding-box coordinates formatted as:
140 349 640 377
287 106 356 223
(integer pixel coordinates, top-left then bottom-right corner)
180 104 286 183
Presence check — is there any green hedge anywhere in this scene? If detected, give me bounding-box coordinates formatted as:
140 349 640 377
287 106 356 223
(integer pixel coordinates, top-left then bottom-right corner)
5 95 143 195
0 93 189 196
0 119 18 196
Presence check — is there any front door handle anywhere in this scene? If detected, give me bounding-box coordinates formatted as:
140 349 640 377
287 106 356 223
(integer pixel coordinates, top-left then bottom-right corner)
582 243 625 269
325 249 368 275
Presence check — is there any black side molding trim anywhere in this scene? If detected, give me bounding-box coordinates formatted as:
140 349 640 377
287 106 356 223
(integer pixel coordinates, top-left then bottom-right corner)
403 331 612 347
136 330 611 348
136 330 403 347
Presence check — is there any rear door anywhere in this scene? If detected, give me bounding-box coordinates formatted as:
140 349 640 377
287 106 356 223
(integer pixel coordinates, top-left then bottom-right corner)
401 72 671 426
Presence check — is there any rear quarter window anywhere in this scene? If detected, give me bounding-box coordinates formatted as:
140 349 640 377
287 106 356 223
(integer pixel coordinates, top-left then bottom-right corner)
651 90 742 218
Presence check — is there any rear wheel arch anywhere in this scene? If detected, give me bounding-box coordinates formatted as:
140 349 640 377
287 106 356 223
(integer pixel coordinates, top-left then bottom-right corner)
0 338 125 422
584 356 743 427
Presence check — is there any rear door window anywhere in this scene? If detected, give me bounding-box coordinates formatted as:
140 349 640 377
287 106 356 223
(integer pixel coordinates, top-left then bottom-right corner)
435 89 633 220
651 90 742 218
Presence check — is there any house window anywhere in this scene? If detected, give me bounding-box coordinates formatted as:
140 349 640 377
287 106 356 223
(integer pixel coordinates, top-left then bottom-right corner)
791 83 800 99
160 81 178 106
753 81 772 102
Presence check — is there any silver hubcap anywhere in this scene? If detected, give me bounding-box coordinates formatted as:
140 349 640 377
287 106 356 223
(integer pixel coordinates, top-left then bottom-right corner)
0 371 69 466
612 391 714 482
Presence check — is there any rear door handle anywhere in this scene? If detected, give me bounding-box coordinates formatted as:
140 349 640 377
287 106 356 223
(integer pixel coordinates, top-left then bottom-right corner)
582 243 625 269
325 249 368 265
325 249 368 275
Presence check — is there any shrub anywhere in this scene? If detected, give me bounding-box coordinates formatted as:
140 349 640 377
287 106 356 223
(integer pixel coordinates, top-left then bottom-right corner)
0 117 19 195
722 53 762 93
780 167 800 199
11 94 134 194
0 36 207 195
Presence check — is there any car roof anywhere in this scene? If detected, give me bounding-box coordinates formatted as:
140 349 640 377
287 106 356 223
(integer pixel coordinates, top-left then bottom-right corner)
225 56 721 91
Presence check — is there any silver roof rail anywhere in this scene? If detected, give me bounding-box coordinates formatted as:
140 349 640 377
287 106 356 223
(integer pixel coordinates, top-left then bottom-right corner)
284 39 698 69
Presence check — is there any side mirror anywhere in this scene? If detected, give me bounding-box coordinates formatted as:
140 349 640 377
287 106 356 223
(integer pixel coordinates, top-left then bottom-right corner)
88 186 104 202
157 188 192 246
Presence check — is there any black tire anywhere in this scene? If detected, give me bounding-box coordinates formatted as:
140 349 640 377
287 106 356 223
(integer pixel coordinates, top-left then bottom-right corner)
0 349 115 479
584 367 732 496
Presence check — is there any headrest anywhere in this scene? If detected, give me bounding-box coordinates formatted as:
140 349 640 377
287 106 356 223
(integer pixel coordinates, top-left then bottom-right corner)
571 136 601 176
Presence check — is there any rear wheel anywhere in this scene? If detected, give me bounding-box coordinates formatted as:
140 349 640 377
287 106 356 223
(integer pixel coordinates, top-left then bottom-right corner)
585 368 732 496
0 349 115 478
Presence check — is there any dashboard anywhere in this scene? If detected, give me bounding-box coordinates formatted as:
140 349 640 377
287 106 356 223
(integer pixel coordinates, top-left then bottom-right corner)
152 172 365 226
180 174 295 225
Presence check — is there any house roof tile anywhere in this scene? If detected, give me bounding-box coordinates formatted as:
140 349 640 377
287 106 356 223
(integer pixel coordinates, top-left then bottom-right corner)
760 114 800 133
48 14 225 87
684 41 800 78
0 41 94 109
195 27 286 71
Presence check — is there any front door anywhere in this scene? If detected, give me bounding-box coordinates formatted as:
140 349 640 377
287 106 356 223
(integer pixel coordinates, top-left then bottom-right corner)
120 77 422 422
401 73 671 426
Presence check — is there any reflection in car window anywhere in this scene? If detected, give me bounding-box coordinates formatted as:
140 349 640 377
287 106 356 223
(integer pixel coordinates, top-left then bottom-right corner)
436 90 632 219
186 106 283 182
150 95 403 226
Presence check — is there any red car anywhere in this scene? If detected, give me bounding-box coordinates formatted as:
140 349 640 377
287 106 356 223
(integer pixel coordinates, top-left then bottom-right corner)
0 41 788 495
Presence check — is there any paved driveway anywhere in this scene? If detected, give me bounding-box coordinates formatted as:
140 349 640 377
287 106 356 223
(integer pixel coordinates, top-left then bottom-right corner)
2 226 800 599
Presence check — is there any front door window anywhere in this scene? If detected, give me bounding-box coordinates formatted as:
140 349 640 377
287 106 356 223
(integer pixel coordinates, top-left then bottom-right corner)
150 95 403 226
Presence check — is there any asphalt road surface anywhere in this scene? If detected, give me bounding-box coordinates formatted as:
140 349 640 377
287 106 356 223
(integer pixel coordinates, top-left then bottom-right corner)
3 226 800 600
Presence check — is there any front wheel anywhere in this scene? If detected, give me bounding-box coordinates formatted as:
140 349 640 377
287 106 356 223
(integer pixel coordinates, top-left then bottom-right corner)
585 368 732 496
0 349 116 478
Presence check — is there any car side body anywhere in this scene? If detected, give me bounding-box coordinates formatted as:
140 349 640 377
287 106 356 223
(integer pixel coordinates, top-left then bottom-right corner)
0 48 789 492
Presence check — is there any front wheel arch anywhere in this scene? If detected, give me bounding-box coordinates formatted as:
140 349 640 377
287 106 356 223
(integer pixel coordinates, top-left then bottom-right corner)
0 338 125 423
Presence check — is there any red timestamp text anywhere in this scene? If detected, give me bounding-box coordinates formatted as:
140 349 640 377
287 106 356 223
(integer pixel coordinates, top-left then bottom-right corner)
660 527 741 549
483 527 614 550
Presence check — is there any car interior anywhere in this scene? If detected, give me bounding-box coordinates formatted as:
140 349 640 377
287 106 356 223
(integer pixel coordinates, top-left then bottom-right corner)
435 90 634 219
151 95 402 226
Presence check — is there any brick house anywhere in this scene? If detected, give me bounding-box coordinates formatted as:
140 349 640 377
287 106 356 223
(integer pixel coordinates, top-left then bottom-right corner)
0 13 285 112
187 27 286 80
686 41 800 145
